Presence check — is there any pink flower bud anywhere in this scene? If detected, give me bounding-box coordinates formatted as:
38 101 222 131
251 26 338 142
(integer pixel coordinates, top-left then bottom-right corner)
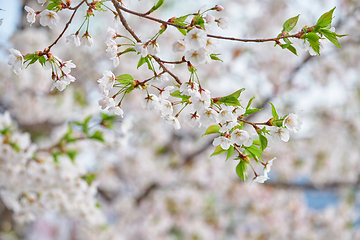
214 5 224 12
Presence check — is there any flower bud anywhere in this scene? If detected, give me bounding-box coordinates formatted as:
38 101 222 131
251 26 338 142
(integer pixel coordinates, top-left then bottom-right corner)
214 5 224 12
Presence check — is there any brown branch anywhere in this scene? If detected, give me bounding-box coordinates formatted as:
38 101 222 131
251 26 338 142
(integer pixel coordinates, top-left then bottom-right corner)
207 33 302 43
46 0 87 52
111 0 141 42
152 55 182 85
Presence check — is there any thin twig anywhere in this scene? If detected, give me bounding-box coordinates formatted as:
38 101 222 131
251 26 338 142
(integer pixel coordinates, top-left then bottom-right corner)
152 55 182 85
47 0 87 52
111 0 141 42
207 33 302 43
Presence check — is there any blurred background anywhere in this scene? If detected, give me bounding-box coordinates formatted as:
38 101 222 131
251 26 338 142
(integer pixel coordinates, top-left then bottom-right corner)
0 0 359 239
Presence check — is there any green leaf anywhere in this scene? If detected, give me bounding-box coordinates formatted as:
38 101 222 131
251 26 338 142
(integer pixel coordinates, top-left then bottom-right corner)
305 33 320 55
193 15 205 30
259 134 268 152
117 74 133 81
226 146 235 161
82 173 97 186
47 3 59 10
286 44 298 55
210 145 227 157
203 125 220 136
176 27 187 36
150 0 164 13
210 54 223 62
170 90 190 103
283 38 292 45
321 29 341 48
236 161 248 182
246 96 255 110
316 7 336 28
269 102 279 119
137 57 147 69
244 107 262 117
90 130 105 142
39 56 46 66
217 88 245 106
66 149 78 163
145 57 154 71
282 14 300 32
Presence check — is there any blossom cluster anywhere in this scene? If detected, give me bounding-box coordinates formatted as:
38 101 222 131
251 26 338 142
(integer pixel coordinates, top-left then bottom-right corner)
0 112 106 227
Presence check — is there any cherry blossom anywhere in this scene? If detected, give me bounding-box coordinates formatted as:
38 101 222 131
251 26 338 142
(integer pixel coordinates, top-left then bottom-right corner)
186 28 207 49
283 113 302 132
66 34 81 47
39 10 60 29
8 48 24 77
213 136 231 150
216 17 229 29
24 6 36 26
271 127 290 142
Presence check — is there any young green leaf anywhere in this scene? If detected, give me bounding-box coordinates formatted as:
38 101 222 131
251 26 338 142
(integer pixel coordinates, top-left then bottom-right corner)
258 134 268 152
203 125 221 136
150 0 164 13
210 145 227 157
321 29 341 48
282 14 300 32
210 54 223 62
269 102 279 119
137 57 147 69
90 130 105 142
286 44 298 55
236 161 248 182
316 7 336 28
305 33 320 55
226 146 235 161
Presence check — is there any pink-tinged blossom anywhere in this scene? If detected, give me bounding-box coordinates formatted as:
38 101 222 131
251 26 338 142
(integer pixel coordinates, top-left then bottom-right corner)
39 10 60 29
213 136 231 150
214 5 224 11
172 39 187 52
8 48 24 77
163 115 181 130
98 97 115 110
184 112 201 128
66 34 81 47
186 28 207 49
205 14 215 23
24 6 36 26
283 113 302 132
216 17 229 29
199 108 218 127
185 48 206 65
271 127 290 142
135 43 148 57
231 129 250 146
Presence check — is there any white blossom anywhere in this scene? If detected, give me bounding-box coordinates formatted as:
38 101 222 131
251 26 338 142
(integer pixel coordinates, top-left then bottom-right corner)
283 113 302 132
185 48 206 65
38 0 47 5
186 28 207 49
184 112 201 128
199 108 218 127
163 115 181 129
148 41 160 55
264 157 276 174
62 60 76 74
66 34 81 47
50 80 68 92
81 33 94 47
231 129 250 146
8 48 24 77
205 38 219 52
159 99 173 116
97 70 116 92
108 106 124 117
24 6 36 26
172 39 187 52
152 74 169 86
39 10 60 29
271 127 290 142
205 14 215 23
213 136 231 150
141 94 160 110
219 120 238 133
216 17 229 29
106 39 118 58
159 86 174 99
135 43 148 57
243 133 259 147
252 174 269 184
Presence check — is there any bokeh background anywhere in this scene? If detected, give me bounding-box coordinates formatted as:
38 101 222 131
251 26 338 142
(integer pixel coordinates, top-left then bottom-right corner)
0 0 359 239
